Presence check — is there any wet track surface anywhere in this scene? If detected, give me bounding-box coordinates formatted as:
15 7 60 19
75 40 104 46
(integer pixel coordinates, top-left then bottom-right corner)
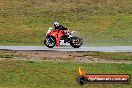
0 46 132 52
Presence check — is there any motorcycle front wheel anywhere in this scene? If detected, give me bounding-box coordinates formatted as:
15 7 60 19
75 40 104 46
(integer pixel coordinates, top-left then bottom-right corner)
44 36 56 48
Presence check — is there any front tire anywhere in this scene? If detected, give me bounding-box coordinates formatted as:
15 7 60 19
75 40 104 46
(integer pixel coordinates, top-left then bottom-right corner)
44 36 56 48
70 37 83 48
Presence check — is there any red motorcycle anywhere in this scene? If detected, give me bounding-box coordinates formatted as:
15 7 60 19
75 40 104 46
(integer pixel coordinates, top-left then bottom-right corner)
44 27 83 48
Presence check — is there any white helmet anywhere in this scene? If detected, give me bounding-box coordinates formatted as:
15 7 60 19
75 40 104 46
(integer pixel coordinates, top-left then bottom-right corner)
53 22 60 27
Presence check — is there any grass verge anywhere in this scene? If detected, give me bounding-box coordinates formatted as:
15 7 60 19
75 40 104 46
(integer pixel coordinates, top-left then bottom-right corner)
0 60 132 88
0 0 132 46
83 52 132 61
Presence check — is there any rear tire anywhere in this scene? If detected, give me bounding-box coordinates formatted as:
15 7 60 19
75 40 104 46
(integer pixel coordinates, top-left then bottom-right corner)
70 36 83 48
44 36 56 48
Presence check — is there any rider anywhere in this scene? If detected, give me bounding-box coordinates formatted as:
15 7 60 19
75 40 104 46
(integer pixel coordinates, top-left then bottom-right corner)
53 22 70 43
53 22 68 31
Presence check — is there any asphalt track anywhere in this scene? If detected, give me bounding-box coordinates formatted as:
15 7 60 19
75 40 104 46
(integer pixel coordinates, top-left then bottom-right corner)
0 46 132 52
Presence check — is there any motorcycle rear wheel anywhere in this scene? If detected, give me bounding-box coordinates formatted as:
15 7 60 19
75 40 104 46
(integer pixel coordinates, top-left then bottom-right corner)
70 37 83 48
44 36 56 48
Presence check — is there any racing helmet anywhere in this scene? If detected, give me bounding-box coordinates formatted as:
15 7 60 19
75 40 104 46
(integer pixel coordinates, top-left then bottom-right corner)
53 22 60 27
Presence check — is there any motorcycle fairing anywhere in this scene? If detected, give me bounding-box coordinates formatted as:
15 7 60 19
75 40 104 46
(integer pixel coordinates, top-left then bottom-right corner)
47 30 65 46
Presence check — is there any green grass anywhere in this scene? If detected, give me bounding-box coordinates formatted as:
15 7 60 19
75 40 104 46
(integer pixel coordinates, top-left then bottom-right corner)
83 52 132 61
0 60 132 88
0 0 132 46
0 54 15 58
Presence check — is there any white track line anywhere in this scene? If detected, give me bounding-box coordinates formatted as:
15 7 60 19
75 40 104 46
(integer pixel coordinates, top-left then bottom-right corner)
0 46 132 52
